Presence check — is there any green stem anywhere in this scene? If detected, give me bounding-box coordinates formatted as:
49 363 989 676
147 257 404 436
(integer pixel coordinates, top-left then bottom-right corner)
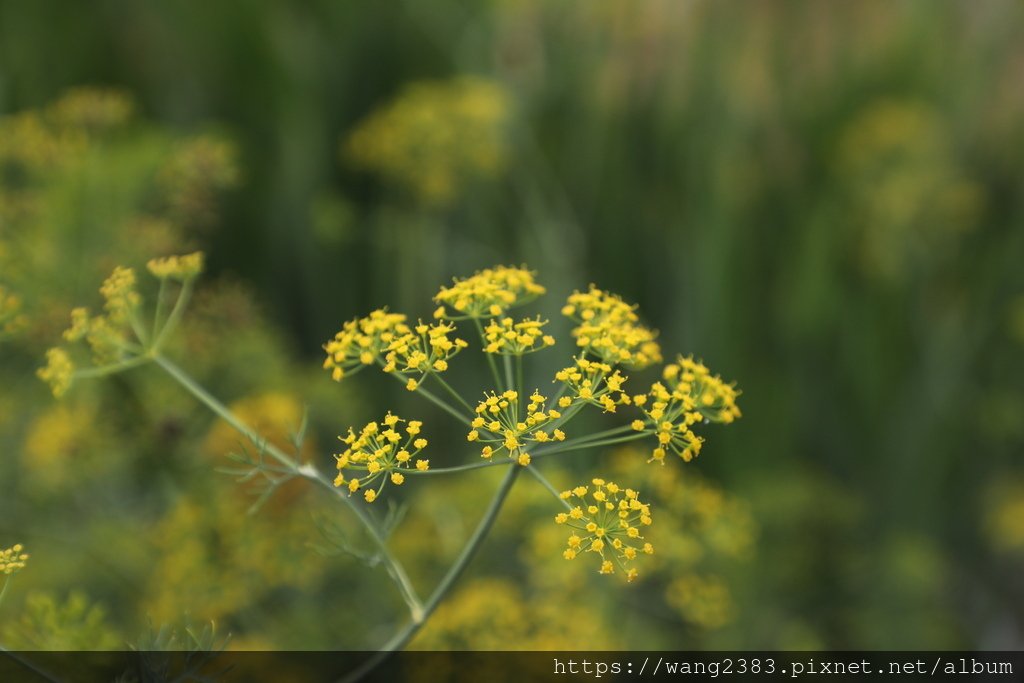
516 354 524 400
73 354 151 379
526 464 572 510
127 306 150 348
151 277 169 341
154 354 424 621
405 458 512 476
561 424 634 445
151 279 194 353
502 354 513 392
340 465 520 683
538 432 647 457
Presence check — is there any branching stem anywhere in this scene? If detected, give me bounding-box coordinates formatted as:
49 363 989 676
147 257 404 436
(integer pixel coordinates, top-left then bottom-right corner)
153 354 425 621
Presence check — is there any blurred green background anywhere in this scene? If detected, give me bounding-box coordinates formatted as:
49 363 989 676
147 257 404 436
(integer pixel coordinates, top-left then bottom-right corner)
1 0 1023 651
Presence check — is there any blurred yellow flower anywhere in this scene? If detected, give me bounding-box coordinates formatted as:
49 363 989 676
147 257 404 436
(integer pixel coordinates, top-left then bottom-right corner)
835 100 983 280
0 544 29 576
345 77 511 205
985 484 1024 553
411 578 616 650
147 252 205 281
666 574 734 629
37 347 75 398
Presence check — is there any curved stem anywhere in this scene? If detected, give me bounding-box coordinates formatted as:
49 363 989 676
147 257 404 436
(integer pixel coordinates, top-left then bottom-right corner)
525 464 572 510
151 277 169 341
340 464 521 683
151 279 194 353
305 473 424 621
127 306 150 348
154 354 424 620
73 354 152 379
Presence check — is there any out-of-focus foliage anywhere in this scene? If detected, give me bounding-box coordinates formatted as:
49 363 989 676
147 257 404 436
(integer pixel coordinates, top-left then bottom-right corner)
0 89 359 649
2 0 1023 651
0 592 121 650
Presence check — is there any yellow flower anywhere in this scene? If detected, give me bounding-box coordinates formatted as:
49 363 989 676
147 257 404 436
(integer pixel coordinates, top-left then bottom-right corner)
42 260 179 378
469 389 566 463
146 251 205 280
99 265 140 323
344 77 511 206
323 308 411 382
555 356 629 412
556 480 653 582
333 413 429 502
37 347 74 398
631 356 740 464
0 543 29 575
381 320 468 386
562 286 662 369
434 265 545 320
482 316 555 355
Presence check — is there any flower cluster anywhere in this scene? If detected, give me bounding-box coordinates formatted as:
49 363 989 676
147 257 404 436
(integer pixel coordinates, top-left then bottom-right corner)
322 311 467 390
37 348 75 398
97 265 141 324
381 320 468 390
345 76 510 205
0 89 131 179
555 479 653 582
555 357 629 413
482 316 555 355
468 390 565 466
664 356 741 424
1 543 29 576
39 265 145 394
434 265 545 320
562 286 662 369
37 255 206 397
333 412 430 503
631 356 741 464
322 309 410 381
147 252 205 280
